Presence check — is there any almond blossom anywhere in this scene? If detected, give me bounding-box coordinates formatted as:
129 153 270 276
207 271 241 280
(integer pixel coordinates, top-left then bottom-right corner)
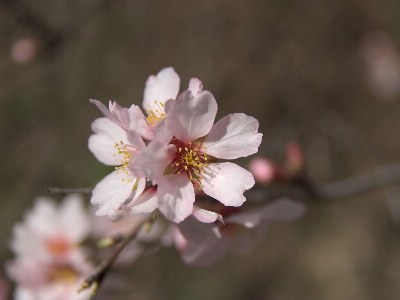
88 105 151 219
6 195 93 300
171 198 306 267
131 83 262 223
88 67 183 220
9 194 90 263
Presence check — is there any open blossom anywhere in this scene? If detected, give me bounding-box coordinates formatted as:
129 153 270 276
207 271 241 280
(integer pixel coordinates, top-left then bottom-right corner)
88 67 184 220
7 256 92 300
170 198 306 267
6 195 93 300
88 104 151 219
131 83 262 223
9 194 90 263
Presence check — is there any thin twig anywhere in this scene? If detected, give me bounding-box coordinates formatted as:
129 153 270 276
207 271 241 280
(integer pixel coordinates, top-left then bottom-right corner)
317 161 400 199
46 187 92 194
78 218 154 298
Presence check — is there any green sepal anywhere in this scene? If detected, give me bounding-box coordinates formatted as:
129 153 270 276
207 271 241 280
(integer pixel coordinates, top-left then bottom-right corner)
163 160 181 176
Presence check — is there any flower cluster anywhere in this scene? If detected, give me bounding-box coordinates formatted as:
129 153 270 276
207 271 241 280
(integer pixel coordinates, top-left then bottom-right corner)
6 195 159 300
6 195 93 300
89 67 263 223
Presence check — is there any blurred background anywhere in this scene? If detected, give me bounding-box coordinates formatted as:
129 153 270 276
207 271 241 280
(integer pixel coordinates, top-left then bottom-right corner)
1 0 400 299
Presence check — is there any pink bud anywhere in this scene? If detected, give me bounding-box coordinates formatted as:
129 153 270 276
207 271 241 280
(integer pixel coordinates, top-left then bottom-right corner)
249 157 278 183
285 141 305 175
10 37 40 65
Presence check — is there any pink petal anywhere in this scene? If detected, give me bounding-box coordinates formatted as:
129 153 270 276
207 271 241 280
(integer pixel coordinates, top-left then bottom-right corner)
225 211 262 228
88 118 128 166
204 113 263 159
59 194 91 243
201 162 255 206
127 130 146 150
90 99 122 128
192 206 224 224
127 104 154 141
167 90 218 144
109 101 131 129
128 185 159 215
157 174 195 223
91 170 137 216
260 198 306 223
130 141 175 180
188 78 203 96
178 217 225 266
153 118 173 143
143 67 180 113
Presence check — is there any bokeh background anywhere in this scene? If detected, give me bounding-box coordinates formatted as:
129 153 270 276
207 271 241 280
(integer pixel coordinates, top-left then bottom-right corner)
2 0 400 299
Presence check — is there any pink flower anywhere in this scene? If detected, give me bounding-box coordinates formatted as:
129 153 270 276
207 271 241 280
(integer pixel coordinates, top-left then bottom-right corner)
175 198 306 267
10 194 90 263
131 85 262 223
142 67 180 129
88 67 181 219
6 195 93 300
7 256 92 300
88 111 151 219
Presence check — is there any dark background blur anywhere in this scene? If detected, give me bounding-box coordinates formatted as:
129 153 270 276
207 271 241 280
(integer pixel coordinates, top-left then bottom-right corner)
2 0 400 299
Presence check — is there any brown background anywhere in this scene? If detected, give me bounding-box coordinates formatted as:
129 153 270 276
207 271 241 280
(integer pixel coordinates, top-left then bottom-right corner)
1 0 400 299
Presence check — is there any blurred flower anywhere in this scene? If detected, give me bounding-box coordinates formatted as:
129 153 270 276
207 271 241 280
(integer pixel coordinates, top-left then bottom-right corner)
358 31 400 101
9 194 91 263
10 37 41 65
248 157 284 184
91 211 165 266
285 141 305 176
0 275 10 300
168 198 306 267
132 84 262 223
6 194 93 300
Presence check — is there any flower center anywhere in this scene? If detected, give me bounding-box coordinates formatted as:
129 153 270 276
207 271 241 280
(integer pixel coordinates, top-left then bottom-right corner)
49 265 79 284
164 136 218 189
45 237 71 256
146 100 166 125
114 141 137 182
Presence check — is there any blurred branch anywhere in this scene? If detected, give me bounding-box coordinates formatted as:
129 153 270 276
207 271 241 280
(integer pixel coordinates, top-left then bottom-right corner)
48 161 400 202
317 161 400 199
245 161 400 203
46 187 92 195
78 217 155 298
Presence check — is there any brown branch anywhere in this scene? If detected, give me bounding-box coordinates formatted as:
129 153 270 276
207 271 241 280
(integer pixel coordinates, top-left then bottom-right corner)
78 217 155 298
46 187 92 195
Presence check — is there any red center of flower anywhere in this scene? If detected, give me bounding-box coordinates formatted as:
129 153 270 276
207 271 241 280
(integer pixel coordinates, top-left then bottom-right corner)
164 136 217 189
46 237 71 256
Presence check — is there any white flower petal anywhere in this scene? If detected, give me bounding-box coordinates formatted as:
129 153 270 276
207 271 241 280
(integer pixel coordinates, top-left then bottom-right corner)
143 67 180 113
201 162 255 207
167 90 218 144
260 198 307 223
90 99 122 127
128 185 158 215
59 194 91 243
88 118 128 166
153 117 173 143
91 170 136 216
127 104 154 141
130 141 175 180
192 206 224 224
157 174 195 223
225 211 262 228
204 113 263 159
188 78 203 96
